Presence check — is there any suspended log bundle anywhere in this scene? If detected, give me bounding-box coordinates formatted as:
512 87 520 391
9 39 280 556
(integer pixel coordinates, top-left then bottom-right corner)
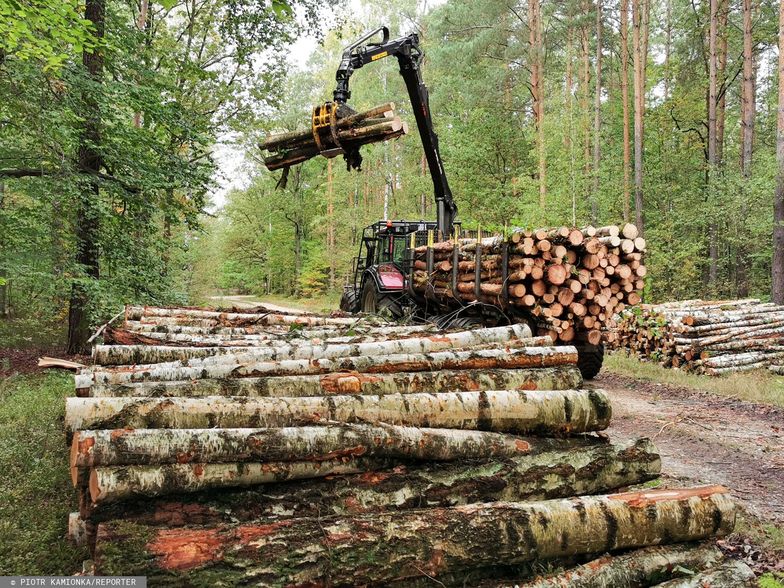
609 298 784 374
259 103 409 171
411 224 646 344
64 305 741 584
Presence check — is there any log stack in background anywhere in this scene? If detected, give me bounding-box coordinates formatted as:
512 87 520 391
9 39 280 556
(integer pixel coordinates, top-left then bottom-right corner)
609 298 784 375
260 102 408 171
412 223 646 345
64 304 751 585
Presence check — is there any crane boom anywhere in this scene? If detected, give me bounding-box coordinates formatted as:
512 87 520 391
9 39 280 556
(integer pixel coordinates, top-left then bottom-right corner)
332 26 457 240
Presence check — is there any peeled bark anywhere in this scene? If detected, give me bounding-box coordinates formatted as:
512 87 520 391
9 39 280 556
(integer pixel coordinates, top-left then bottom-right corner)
516 542 722 587
71 424 538 476
652 560 756 587
65 389 611 436
93 486 735 585
76 346 578 387
84 366 583 398
85 438 659 522
91 324 532 367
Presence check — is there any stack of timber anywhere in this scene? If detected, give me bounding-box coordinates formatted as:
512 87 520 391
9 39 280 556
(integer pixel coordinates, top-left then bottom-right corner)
64 305 751 585
411 223 646 344
610 298 784 375
260 102 408 171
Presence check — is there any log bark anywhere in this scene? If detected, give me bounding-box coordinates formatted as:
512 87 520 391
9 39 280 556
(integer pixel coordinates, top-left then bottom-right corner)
76 346 578 387
91 323 531 366
515 542 722 587
83 366 583 398
85 437 659 521
126 306 358 326
652 560 756 587
93 486 735 585
71 424 540 476
65 389 611 436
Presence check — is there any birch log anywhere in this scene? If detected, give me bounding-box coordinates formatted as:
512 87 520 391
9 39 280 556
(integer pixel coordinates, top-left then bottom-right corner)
70 425 538 476
92 486 735 585
126 306 359 326
515 543 722 587
83 366 583 398
85 438 659 519
651 560 756 587
65 389 611 435
91 324 533 367
78 346 578 387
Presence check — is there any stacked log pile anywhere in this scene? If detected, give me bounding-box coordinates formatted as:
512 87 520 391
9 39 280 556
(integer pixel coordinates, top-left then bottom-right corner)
411 224 646 344
260 102 408 171
64 305 750 585
610 298 784 375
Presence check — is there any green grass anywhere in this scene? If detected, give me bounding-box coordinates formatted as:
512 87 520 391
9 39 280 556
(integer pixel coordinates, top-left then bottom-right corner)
0 317 65 348
605 353 784 408
0 372 86 575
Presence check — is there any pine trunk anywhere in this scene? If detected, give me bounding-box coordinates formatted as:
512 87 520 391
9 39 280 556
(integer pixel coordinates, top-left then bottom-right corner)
93 486 735 585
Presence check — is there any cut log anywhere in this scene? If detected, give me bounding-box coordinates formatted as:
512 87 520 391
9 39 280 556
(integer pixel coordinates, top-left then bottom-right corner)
71 424 541 477
83 366 584 398
516 542 722 588
85 437 660 510
651 560 756 587
126 306 359 327
91 323 531 367
92 486 735 585
76 346 578 387
65 389 612 436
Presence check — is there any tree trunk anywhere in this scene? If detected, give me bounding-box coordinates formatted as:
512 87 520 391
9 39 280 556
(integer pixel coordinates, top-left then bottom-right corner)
738 0 755 297
592 0 602 223
71 424 541 474
68 0 105 355
620 0 631 222
581 7 591 205
632 0 649 234
85 437 659 524
529 0 546 208
706 0 719 291
773 0 784 304
82 365 583 399
652 560 756 587
76 346 578 387
518 542 722 588
93 486 735 585
65 389 612 436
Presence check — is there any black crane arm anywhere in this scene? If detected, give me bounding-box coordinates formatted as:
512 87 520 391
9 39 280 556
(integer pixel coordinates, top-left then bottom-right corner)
333 26 457 240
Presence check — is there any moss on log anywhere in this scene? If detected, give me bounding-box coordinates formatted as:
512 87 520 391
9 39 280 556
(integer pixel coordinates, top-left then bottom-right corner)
93 486 735 586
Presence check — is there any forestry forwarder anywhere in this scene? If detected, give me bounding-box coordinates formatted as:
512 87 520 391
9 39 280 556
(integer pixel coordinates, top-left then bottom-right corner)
318 27 603 379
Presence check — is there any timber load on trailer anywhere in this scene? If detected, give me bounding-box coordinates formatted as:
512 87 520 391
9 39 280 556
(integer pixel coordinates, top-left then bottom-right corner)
61 304 754 586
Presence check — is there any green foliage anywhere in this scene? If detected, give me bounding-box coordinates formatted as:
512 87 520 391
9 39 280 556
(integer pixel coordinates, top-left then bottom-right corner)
0 373 88 574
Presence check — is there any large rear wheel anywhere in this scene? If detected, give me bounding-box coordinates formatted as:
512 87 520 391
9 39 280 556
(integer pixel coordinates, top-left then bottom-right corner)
361 281 404 319
339 288 360 313
577 344 604 380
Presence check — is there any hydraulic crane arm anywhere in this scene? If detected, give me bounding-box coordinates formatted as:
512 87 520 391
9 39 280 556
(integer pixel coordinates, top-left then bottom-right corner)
332 26 457 240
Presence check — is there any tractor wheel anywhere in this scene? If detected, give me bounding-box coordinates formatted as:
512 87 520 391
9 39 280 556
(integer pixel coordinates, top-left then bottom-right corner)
339 288 360 313
361 282 404 319
435 315 488 329
577 344 604 380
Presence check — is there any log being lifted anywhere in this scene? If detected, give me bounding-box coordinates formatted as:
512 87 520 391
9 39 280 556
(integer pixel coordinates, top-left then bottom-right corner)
92 486 735 585
516 542 722 588
76 345 578 387
65 389 611 436
91 323 533 366
86 437 659 517
71 424 538 475
83 365 583 398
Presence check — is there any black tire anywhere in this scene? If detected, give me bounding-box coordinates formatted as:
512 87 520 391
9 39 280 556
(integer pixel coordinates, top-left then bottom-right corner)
435 315 488 329
361 281 404 319
339 288 360 313
577 344 605 380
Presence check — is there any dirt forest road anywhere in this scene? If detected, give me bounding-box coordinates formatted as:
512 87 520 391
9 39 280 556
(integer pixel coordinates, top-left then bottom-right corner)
597 372 784 527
